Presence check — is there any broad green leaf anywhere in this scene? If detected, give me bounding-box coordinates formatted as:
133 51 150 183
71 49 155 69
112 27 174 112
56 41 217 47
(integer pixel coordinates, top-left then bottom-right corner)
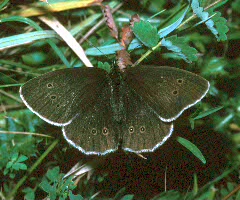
69 191 84 200
3 168 9 175
132 20 159 48
61 176 76 191
6 161 13 169
98 62 111 73
202 57 228 77
11 152 19 161
49 190 57 200
46 166 60 182
177 137 206 164
10 173 15 179
17 155 28 163
162 35 198 63
12 162 27 170
120 194 134 200
22 52 48 66
22 187 35 200
39 179 53 193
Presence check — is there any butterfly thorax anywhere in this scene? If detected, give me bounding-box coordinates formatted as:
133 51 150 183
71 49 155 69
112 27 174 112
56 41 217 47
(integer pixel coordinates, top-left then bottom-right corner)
108 67 127 125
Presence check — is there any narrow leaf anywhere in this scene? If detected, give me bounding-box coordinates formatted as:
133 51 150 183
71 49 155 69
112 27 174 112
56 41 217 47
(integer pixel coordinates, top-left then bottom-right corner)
193 173 199 195
0 16 70 67
0 0 102 18
193 106 223 120
86 43 123 56
0 30 58 50
177 137 206 164
120 194 134 200
190 106 224 129
159 5 189 38
85 39 142 56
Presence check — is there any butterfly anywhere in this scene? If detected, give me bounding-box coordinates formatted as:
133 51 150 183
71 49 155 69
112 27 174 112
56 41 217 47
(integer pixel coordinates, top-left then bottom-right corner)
20 65 209 155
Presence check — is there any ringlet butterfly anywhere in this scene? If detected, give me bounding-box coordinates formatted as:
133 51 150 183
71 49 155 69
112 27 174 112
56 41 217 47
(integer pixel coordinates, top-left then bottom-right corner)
20 65 209 155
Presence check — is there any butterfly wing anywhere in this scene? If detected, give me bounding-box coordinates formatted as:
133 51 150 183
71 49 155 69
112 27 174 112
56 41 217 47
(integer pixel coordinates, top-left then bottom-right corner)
20 68 108 126
125 66 210 122
63 85 119 155
122 87 173 153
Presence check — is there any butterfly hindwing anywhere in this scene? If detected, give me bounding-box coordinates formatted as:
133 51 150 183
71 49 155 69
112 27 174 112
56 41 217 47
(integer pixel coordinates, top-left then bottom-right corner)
122 88 173 153
125 66 210 122
63 83 119 155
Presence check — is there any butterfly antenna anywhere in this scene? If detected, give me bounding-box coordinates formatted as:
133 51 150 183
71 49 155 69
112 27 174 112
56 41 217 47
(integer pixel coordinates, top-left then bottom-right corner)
79 33 111 61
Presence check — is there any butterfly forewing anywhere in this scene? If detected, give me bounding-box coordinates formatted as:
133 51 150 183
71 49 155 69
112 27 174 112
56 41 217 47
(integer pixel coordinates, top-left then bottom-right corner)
20 68 108 126
125 66 210 122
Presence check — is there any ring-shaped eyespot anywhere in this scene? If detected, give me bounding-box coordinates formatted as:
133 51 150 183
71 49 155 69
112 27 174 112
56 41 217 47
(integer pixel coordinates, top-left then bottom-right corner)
140 126 146 133
177 79 183 84
91 128 97 135
128 126 134 134
50 95 57 100
102 127 109 135
172 90 178 95
47 83 53 88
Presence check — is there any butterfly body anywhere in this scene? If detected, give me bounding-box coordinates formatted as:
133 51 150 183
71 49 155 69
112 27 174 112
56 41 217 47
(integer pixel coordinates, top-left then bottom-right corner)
20 66 209 155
